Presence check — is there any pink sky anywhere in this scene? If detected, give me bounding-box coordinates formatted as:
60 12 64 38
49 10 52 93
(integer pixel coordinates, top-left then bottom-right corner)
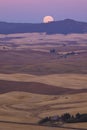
0 0 87 23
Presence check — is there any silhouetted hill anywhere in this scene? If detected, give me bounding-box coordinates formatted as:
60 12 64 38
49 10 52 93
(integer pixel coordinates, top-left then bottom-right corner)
0 19 87 34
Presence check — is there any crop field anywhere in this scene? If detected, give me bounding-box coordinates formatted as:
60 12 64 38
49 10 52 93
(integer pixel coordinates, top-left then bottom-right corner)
0 33 87 130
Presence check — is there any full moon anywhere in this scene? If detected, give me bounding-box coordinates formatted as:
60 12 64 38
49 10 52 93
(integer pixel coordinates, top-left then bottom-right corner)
43 16 54 23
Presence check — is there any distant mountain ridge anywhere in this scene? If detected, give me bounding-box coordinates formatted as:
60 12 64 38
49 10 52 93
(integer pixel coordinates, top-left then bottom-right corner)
0 19 87 34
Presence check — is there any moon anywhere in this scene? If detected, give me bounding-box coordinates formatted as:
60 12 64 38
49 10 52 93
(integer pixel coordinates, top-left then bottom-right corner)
43 16 54 23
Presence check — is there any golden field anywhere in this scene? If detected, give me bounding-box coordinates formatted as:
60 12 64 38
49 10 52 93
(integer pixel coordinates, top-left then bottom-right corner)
0 92 87 130
0 73 87 89
0 33 87 129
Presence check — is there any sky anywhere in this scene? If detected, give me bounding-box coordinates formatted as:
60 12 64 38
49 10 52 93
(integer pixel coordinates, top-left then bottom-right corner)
0 0 87 23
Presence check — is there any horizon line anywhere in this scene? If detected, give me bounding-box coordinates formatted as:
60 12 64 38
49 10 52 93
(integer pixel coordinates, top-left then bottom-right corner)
0 18 87 24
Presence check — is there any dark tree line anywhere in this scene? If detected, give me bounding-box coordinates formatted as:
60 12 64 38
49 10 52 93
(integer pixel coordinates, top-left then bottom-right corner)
38 113 87 125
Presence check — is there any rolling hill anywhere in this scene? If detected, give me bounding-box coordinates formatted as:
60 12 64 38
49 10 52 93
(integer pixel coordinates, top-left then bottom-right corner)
0 19 87 34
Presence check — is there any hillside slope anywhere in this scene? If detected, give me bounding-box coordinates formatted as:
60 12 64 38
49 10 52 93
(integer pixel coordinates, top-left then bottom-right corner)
0 19 87 34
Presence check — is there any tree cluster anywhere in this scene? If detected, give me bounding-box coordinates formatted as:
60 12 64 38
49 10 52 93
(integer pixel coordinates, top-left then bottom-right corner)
38 113 87 125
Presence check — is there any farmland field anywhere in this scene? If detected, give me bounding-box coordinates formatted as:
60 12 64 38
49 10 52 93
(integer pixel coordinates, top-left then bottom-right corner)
0 33 87 130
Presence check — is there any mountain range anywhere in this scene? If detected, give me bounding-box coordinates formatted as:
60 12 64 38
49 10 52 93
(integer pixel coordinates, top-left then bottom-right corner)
0 19 87 34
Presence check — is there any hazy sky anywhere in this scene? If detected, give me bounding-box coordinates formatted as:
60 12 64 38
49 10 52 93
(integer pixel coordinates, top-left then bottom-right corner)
0 0 87 23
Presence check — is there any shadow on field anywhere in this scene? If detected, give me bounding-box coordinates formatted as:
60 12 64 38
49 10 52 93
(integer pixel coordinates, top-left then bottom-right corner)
0 80 87 95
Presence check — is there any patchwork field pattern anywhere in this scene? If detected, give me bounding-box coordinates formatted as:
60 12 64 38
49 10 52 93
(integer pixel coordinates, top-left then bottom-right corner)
0 33 87 130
